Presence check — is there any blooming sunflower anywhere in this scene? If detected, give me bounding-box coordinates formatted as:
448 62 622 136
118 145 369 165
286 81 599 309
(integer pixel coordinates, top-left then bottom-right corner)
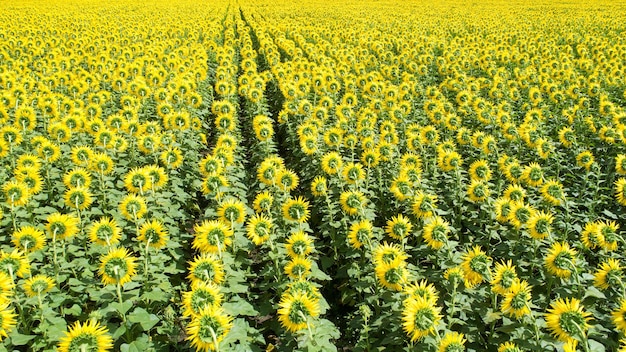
616 178 626 206
0 250 30 278
64 186 93 211
494 198 513 224
284 257 312 280
63 168 92 189
12 226 46 253
461 246 492 288
593 258 622 290
282 197 310 223
99 247 137 286
119 194 147 220
339 190 366 216
23 275 55 297
89 217 122 246
498 342 522 352
544 242 577 279
500 279 532 319
0 303 16 339
612 299 626 334
385 214 412 241
187 254 225 285
348 220 372 250
145 165 168 190
193 220 233 254
15 167 43 195
160 147 184 169
576 150 595 171
217 198 246 224
342 162 365 185
390 174 413 202
527 211 553 240
252 191 273 214
411 192 437 219
286 231 314 258
545 297 592 342
541 179 565 206
580 222 603 250
503 184 526 202
402 296 441 342
597 220 619 251
372 242 408 267
422 216 449 250
3 181 30 207
375 261 408 291
90 152 114 175
199 155 223 177
57 320 113 352
246 214 273 246
124 168 151 194
468 159 492 181
137 219 169 249
320 151 343 175
467 180 490 203
182 281 223 318
491 260 518 295
277 291 319 333
310 176 327 197
438 332 466 352
276 168 299 192
404 280 439 303
508 201 533 229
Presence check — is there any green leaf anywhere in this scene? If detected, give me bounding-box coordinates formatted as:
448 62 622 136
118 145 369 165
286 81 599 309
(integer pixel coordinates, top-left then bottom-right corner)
9 332 36 346
588 339 606 352
223 297 258 316
110 301 134 316
128 307 160 331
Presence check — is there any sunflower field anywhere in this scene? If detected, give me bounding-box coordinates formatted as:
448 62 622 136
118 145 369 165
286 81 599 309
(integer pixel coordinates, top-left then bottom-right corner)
1 0 626 351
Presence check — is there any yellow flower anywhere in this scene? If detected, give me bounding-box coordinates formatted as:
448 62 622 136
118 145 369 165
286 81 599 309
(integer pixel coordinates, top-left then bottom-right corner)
404 280 439 304
0 250 30 278
63 168 92 189
217 198 246 224
286 231 314 258
182 281 223 317
339 190 366 216
438 332 466 352
284 257 312 280
64 186 93 211
119 194 147 220
503 184 526 202
253 191 273 213
491 260 517 295
3 181 30 207
468 159 491 181
593 258 622 290
576 150 595 171
541 179 565 206
186 305 233 351
276 168 299 192
411 192 437 219
99 247 137 286
597 220 619 251
422 216 449 250
461 246 491 288
277 291 319 333
402 296 441 342
500 279 531 319
508 201 533 229
160 147 184 169
616 178 626 206
246 214 273 246
580 222 603 250
521 162 543 187
310 176 327 197
23 275 55 297
467 180 490 203
348 220 372 250
342 162 365 185
544 242 577 279
498 342 522 352
137 219 169 249
90 152 114 175
545 297 592 342
124 168 151 194
612 299 626 334
187 254 225 286
320 151 343 175
12 226 46 253
193 220 233 254
282 196 310 223
494 198 513 224
373 242 407 267
0 303 16 339
527 211 553 240
375 261 407 291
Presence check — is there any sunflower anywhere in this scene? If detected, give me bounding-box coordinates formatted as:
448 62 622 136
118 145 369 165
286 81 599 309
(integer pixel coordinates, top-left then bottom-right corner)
508 201 533 229
503 184 526 202
3 181 30 206
372 242 408 267
182 281 223 318
498 342 522 352
348 220 372 249
576 150 595 171
277 291 319 333
503 161 523 183
145 165 168 190
0 303 16 339
580 222 603 250
616 178 626 206
390 175 413 202
468 159 492 181
461 246 492 288
361 149 380 168
12 226 46 253
342 162 365 185
217 198 246 224
38 141 61 162
402 296 441 342
0 273 13 300
124 168 151 194
494 198 513 224
284 257 312 280
0 250 30 278
593 258 622 290
527 211 553 240
23 275 55 297
545 242 577 279
16 154 41 170
612 299 626 334
339 190 366 216
57 319 114 352
187 254 225 286
63 168 92 189
193 220 233 254
246 214 273 246
276 168 299 192
282 196 310 223
438 332 466 352
545 297 592 342
500 279 532 319
467 180 490 203
597 220 619 251
199 155 223 177
320 151 343 175
99 247 137 286
286 279 321 300
422 216 449 250
310 176 327 197
201 173 228 198
411 192 437 219
540 179 565 206
91 152 114 175
253 191 273 213
521 162 543 187
404 280 439 303
558 127 575 147
286 231 314 258
160 147 184 169
64 186 93 211
119 194 147 220
137 219 169 249
15 167 43 195
375 261 408 291
491 260 518 295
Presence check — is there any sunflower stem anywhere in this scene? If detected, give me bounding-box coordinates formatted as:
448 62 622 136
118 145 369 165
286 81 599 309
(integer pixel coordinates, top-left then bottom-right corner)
52 231 59 281
209 326 221 352
144 237 151 286
573 321 590 352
